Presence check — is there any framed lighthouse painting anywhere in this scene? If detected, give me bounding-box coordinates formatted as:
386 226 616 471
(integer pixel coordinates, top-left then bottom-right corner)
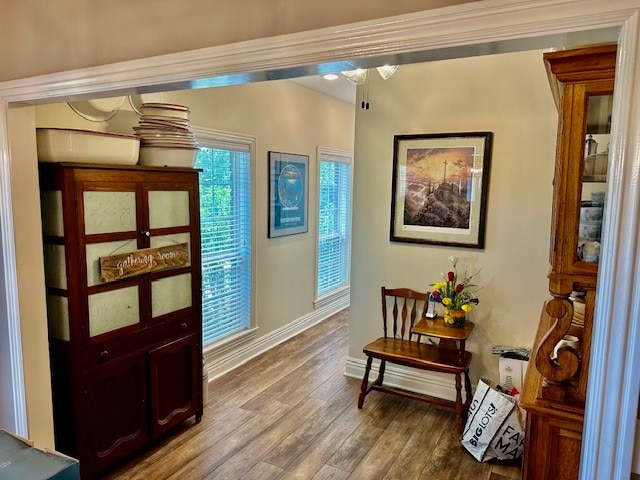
389 132 493 248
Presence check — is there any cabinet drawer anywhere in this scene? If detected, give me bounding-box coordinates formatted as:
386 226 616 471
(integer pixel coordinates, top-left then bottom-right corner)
87 328 149 367
146 315 198 347
87 316 198 366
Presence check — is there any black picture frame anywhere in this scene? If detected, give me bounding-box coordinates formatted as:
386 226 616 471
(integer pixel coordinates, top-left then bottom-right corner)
268 151 309 238
390 132 493 248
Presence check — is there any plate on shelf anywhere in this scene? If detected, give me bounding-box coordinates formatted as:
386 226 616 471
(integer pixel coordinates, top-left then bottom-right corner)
67 96 126 122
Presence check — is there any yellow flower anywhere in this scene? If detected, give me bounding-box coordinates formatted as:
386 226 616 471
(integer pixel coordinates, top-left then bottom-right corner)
461 303 472 313
433 282 446 290
442 297 452 306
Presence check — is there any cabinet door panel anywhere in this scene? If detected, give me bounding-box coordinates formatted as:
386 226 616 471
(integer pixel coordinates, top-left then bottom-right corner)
149 334 198 437
43 243 67 289
151 273 192 318
85 352 149 473
88 285 140 336
148 190 190 229
84 191 137 234
46 293 70 341
41 190 64 236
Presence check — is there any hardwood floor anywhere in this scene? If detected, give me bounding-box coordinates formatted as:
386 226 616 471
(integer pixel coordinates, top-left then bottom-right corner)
105 309 522 479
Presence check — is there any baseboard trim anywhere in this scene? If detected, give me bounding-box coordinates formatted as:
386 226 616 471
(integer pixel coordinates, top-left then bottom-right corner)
633 419 640 474
345 356 469 402
205 292 349 381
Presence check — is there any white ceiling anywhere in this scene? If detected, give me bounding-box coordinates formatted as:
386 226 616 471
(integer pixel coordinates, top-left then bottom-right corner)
290 75 356 104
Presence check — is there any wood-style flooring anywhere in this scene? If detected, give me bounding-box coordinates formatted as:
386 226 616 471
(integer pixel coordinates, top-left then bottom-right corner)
105 309 521 480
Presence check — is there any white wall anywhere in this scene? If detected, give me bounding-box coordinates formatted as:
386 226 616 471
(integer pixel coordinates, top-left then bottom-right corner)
349 50 558 386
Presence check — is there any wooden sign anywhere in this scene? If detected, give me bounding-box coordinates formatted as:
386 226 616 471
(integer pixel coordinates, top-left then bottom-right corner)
99 243 189 283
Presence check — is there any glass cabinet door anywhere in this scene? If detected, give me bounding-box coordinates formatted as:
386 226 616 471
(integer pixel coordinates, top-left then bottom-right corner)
147 186 195 320
578 93 612 265
83 185 142 338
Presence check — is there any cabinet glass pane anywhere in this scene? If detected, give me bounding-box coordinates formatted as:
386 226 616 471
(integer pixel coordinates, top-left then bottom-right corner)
150 233 191 267
46 294 70 341
41 190 64 236
86 240 139 287
84 191 136 235
88 286 139 336
578 94 612 264
44 243 67 289
148 191 189 229
151 273 191 317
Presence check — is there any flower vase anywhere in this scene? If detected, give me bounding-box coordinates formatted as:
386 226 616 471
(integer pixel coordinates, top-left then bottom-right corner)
444 309 466 328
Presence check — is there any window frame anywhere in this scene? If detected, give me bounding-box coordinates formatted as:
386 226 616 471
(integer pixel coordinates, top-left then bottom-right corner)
314 146 353 309
192 126 257 352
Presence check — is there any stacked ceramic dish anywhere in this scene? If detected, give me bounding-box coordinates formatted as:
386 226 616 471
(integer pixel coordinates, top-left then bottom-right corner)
577 191 605 263
134 103 198 167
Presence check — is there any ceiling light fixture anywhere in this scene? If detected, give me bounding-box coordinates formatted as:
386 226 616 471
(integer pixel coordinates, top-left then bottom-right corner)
340 64 399 110
376 64 399 80
341 68 368 85
341 65 398 84
322 73 339 80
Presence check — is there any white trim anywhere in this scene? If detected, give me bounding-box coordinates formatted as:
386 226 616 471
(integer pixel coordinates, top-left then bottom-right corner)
345 356 467 402
0 2 637 476
314 285 350 310
581 11 640 480
204 298 349 382
0 100 28 437
634 419 640 474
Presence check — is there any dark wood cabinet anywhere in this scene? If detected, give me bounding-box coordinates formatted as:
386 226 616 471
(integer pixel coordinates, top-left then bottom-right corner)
39 163 203 479
520 44 615 480
149 333 199 438
85 351 149 473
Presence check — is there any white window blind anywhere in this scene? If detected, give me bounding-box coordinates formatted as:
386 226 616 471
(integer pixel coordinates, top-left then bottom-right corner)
195 136 252 346
317 149 352 297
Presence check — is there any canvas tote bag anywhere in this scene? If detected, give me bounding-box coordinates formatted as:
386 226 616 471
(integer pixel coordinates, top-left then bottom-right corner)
461 378 525 462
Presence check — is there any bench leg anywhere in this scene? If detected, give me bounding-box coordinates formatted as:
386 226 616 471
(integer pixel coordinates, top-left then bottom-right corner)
358 356 373 409
455 372 463 433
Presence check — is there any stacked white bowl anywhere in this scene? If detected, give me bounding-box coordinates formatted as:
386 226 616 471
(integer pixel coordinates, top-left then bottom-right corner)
134 103 198 167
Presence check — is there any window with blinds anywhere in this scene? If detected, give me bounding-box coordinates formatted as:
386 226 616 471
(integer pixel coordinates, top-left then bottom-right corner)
195 132 252 346
316 148 353 298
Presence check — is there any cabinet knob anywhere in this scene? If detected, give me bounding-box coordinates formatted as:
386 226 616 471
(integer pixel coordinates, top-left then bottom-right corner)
100 350 109 359
180 322 188 330
140 230 151 237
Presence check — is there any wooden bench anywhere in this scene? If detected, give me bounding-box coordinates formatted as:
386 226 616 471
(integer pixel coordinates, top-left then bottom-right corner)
358 286 473 433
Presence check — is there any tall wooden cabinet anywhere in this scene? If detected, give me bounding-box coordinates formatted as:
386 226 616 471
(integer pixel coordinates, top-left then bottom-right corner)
39 163 203 479
520 44 616 479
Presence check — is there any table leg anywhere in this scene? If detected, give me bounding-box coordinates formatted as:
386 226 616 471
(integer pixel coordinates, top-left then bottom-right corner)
455 372 463 433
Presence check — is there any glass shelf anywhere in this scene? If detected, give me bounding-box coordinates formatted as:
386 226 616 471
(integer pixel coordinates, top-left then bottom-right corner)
577 94 612 264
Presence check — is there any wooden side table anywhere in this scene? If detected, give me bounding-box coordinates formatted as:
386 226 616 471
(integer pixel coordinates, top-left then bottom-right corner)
411 316 475 432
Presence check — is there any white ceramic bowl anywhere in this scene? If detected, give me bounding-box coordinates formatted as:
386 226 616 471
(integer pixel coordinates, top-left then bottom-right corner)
36 128 140 165
138 146 197 168
140 103 190 120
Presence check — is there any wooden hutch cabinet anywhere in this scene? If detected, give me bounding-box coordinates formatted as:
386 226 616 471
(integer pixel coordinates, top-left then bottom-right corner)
39 163 203 479
520 44 615 479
